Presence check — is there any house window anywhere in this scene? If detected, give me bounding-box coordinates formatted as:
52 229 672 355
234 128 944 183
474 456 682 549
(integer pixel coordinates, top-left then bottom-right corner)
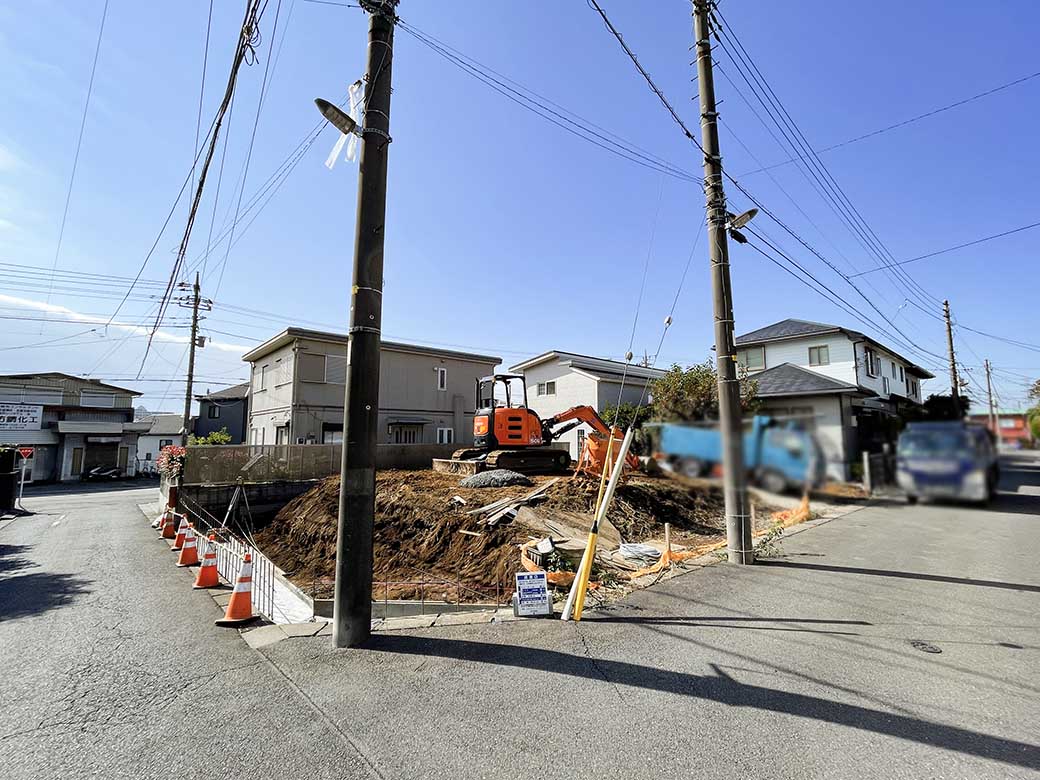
864 347 878 377
80 391 116 408
891 361 898 379
808 345 829 366
390 424 421 444
160 439 173 449
435 367 447 391
576 428 587 457
882 377 890 395
145 452 152 461
254 365 269 392
275 425 289 445
322 423 343 444
737 346 765 371
299 353 326 383
437 427 454 444
207 405 220 419
536 381 557 396
325 355 347 384
899 365 905 382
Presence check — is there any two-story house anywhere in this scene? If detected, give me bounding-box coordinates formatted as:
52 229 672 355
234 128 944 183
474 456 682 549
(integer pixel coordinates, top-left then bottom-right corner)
734 319 934 480
509 351 666 459
194 382 250 443
241 328 500 447
0 373 145 482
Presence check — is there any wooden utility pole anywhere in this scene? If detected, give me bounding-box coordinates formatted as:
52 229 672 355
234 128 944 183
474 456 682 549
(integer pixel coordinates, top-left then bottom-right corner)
985 359 997 435
693 0 752 564
333 0 397 648
943 299 961 416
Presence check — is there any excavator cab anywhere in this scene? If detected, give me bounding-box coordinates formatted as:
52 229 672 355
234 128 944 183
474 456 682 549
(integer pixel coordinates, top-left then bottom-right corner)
473 374 543 450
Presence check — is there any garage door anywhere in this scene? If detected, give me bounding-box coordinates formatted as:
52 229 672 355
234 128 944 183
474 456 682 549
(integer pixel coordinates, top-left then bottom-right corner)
83 443 119 472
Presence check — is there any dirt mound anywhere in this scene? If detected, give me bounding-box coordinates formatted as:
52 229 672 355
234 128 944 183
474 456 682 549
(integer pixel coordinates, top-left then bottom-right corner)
255 469 732 601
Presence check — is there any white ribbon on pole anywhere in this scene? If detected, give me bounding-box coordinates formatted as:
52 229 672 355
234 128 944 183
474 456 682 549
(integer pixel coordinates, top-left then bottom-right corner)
324 79 365 170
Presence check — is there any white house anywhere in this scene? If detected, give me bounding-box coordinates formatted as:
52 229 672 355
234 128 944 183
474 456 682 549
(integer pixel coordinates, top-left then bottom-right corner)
508 351 666 459
136 414 184 473
735 319 934 479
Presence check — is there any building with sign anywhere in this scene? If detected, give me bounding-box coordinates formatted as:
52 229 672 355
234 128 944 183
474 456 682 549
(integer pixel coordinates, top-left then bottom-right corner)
0 373 145 482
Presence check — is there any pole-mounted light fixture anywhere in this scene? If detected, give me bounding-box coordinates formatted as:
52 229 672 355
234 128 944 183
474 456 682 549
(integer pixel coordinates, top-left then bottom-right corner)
726 207 758 244
314 98 359 136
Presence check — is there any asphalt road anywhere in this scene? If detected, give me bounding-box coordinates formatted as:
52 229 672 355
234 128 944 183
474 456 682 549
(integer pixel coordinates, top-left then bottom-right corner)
2 456 1039 779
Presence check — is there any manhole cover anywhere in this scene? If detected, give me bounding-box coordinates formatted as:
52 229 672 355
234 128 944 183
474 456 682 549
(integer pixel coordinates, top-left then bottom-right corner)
909 639 942 654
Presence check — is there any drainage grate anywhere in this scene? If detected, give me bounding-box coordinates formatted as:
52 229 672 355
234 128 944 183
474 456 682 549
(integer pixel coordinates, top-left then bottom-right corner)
909 639 942 654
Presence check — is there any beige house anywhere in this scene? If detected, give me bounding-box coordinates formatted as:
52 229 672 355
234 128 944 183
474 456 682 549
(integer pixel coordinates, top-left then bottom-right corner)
0 373 144 482
241 328 500 447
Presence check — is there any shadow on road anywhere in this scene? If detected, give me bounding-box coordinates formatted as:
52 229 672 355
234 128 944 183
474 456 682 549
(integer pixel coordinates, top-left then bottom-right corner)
0 544 92 620
585 614 870 636
368 633 1040 771
756 560 1040 593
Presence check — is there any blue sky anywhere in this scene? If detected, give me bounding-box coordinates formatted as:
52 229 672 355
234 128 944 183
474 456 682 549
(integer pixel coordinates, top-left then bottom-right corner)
1 0 1037 412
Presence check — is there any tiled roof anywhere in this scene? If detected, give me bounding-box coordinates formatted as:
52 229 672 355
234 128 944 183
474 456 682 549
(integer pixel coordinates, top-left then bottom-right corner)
197 382 250 401
735 319 852 345
752 363 862 398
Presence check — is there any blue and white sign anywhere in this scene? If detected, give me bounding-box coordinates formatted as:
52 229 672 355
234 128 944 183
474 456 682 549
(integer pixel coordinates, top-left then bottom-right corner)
514 571 552 617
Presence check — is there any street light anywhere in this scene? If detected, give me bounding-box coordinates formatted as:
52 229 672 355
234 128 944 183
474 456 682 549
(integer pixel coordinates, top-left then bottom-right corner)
726 208 758 244
314 98 360 136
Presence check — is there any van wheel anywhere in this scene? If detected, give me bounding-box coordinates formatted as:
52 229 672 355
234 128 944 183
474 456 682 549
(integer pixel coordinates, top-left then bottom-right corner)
758 469 787 495
906 495 918 505
679 458 705 477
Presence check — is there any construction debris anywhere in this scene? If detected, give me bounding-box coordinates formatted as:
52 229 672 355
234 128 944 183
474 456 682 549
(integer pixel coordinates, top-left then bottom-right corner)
459 469 533 489
253 468 781 603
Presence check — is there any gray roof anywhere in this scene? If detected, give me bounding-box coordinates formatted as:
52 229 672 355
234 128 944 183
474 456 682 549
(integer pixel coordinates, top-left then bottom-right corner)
144 414 185 436
509 350 667 381
197 382 249 401
752 363 864 398
735 319 854 345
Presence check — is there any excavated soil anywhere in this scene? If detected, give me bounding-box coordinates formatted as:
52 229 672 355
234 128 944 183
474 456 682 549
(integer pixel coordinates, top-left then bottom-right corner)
256 469 766 601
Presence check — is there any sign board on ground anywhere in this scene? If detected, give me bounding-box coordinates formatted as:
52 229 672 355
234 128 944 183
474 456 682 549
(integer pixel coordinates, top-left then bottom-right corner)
17 447 34 460
514 571 552 617
0 403 43 431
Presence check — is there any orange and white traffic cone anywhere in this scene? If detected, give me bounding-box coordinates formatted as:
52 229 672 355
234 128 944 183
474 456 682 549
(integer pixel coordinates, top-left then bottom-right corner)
151 509 167 529
171 515 189 550
193 535 220 589
176 524 200 567
215 553 257 626
161 512 178 540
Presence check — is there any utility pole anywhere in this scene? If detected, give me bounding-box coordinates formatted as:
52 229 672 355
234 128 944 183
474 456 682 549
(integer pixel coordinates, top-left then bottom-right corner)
333 0 397 648
693 1 752 565
943 299 961 416
984 359 997 435
180 272 204 447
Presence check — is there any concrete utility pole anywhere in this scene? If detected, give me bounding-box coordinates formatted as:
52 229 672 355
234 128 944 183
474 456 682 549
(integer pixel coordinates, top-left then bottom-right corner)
943 299 961 415
693 0 753 565
333 0 397 648
985 359 997 434
181 272 203 447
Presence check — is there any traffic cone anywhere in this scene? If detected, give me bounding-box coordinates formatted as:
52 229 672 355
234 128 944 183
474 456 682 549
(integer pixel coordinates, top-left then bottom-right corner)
151 509 167 529
171 515 189 550
193 535 220 589
176 524 200 567
161 512 178 540
215 553 257 626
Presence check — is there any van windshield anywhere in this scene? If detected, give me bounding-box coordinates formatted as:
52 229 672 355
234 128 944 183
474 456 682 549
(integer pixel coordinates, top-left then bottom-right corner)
898 430 969 458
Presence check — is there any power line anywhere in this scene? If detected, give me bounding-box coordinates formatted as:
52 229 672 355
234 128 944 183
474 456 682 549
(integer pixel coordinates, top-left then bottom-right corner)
848 221 1040 277
743 69 1040 175
43 0 110 309
711 11 939 310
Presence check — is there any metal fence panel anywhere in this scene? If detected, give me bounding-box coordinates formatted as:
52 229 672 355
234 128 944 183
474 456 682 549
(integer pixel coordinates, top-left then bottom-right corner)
183 443 342 485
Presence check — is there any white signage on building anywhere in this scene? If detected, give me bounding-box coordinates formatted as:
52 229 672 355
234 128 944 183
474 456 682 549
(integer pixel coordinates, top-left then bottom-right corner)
0 403 43 431
514 571 552 617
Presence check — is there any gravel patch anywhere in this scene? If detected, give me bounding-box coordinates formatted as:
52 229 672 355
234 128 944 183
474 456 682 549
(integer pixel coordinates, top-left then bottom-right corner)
459 469 534 489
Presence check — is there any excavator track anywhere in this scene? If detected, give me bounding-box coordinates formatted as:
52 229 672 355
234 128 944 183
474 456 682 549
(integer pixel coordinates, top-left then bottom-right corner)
486 447 571 473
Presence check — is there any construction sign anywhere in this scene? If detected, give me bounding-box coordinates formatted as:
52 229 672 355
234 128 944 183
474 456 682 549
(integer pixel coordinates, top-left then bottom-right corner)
514 571 552 617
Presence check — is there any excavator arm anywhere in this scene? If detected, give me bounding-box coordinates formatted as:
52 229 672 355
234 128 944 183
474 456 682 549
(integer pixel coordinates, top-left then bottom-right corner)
542 405 641 477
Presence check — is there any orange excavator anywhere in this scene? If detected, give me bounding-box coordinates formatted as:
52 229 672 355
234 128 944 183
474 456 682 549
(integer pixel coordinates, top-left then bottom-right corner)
448 374 640 476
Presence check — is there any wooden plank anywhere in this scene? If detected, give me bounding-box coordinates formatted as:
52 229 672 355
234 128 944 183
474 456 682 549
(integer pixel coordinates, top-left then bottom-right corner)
465 495 517 515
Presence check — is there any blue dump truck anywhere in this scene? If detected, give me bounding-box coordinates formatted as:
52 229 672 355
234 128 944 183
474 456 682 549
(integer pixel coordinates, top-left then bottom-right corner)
654 415 825 494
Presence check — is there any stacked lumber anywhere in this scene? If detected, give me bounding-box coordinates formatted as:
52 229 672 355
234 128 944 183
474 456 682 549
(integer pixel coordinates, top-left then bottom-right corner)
465 478 561 526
